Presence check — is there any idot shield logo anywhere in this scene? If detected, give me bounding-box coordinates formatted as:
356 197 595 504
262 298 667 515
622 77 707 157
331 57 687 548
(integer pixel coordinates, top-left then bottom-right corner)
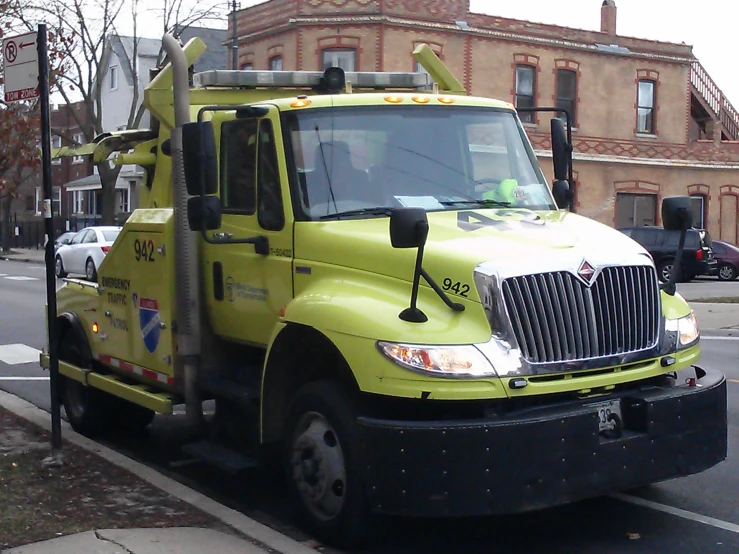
139 297 161 353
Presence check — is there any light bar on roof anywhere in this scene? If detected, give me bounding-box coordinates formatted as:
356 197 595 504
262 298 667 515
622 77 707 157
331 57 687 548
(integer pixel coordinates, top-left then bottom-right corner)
193 70 432 90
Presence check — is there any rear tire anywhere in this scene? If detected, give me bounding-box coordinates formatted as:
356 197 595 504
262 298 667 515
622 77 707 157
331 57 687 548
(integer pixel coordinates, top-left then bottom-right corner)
283 380 373 548
59 332 113 437
718 263 737 281
658 260 677 283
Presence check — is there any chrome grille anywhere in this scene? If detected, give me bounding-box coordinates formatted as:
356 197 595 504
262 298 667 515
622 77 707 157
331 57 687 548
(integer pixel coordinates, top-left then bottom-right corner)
502 266 660 364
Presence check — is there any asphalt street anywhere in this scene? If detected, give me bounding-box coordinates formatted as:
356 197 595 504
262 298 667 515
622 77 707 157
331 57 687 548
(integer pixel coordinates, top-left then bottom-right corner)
1 257 739 553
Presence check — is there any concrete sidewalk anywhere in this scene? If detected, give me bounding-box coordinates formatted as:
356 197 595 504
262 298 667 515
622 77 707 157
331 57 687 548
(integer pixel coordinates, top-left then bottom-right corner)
0 247 46 264
5 528 272 554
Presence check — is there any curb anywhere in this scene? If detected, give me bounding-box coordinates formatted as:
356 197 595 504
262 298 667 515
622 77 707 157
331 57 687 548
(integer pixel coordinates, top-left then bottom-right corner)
701 329 739 337
0 256 46 265
0 389 317 554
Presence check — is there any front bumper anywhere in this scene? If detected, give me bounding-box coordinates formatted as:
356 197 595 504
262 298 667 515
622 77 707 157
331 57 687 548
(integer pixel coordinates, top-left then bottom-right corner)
358 367 726 517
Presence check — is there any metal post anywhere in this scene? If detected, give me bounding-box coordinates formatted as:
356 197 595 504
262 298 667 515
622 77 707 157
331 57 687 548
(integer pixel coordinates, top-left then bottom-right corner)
231 0 238 70
38 24 62 454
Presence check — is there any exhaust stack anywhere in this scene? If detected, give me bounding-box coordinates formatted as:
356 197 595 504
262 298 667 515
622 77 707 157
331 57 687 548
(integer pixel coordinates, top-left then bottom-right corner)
161 33 202 429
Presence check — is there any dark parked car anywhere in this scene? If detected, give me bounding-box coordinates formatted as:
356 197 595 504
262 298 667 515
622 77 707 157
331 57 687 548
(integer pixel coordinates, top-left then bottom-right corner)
619 226 718 283
711 240 739 281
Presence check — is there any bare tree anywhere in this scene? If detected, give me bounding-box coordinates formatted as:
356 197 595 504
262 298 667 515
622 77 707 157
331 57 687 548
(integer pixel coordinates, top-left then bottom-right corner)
23 0 225 224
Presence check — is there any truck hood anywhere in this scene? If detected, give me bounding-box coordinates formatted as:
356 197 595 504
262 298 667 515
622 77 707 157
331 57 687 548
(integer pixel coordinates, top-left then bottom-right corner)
294 209 654 300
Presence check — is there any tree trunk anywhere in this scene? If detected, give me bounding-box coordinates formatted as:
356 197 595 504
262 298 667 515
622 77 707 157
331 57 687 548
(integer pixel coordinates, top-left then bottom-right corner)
1 194 12 253
97 162 122 225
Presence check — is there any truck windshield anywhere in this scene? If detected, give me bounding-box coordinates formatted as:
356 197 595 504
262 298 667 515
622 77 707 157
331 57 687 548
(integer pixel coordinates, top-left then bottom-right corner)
285 105 556 219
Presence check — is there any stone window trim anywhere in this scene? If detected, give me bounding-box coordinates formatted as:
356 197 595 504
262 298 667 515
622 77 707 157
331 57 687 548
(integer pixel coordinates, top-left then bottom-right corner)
553 59 580 128
613 180 661 226
719 185 739 242
239 52 255 68
635 69 660 137
512 54 540 125
317 36 361 70
267 45 284 59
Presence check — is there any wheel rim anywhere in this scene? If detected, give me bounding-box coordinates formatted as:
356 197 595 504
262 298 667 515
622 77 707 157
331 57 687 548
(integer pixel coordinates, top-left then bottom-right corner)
661 265 672 282
64 379 88 421
720 265 734 280
86 260 94 280
291 411 347 522
55 258 62 275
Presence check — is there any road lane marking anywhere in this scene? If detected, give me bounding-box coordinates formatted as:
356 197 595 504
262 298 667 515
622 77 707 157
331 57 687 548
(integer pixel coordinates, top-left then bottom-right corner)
0 377 49 381
0 344 42 365
702 336 739 341
612 493 739 534
3 276 38 281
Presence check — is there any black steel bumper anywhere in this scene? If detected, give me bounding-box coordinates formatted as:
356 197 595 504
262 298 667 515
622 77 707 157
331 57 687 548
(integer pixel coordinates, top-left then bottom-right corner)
357 368 727 517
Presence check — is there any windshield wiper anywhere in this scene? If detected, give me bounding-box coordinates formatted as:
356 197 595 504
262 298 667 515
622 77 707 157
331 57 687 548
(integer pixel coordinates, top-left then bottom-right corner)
318 207 393 220
439 199 511 208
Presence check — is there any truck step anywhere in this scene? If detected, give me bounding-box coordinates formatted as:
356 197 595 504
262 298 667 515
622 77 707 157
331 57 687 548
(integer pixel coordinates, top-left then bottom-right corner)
198 377 260 408
182 441 259 474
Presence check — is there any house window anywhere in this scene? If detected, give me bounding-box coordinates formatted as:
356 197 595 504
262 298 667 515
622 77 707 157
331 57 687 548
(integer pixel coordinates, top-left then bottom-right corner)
72 190 84 214
72 132 84 164
117 188 130 213
322 49 356 71
515 65 536 123
615 193 657 228
25 195 34 211
240 63 253 70
637 80 656 134
51 135 61 165
110 66 118 90
35 186 61 216
269 56 282 71
556 69 577 126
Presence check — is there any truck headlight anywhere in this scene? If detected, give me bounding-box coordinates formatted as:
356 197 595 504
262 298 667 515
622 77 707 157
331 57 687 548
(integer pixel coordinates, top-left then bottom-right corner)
377 342 497 378
665 311 699 348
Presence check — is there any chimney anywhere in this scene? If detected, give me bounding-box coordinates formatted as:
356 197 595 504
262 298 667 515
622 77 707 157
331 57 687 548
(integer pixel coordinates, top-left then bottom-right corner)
601 0 617 35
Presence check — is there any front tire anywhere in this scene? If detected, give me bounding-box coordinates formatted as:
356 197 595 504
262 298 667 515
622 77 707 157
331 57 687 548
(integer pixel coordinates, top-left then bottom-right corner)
85 258 97 281
55 256 66 278
284 381 372 548
718 263 737 281
59 332 113 437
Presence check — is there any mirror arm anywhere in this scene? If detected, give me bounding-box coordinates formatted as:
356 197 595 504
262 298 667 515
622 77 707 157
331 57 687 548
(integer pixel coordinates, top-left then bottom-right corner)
660 228 687 296
420 268 465 312
399 246 428 323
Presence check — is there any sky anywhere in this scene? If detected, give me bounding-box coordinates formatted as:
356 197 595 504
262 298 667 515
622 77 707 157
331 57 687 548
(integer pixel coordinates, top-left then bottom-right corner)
130 0 738 105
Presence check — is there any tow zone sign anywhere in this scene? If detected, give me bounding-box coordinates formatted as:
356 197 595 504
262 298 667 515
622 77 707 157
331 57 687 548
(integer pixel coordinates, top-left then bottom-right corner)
3 32 39 102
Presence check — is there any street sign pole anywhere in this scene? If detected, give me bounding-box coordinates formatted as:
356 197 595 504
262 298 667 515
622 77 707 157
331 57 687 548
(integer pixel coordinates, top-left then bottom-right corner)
37 23 62 454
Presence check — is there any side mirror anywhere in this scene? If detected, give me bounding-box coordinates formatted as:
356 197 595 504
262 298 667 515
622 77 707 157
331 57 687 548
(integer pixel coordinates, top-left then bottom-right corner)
552 180 572 210
187 196 222 231
662 196 694 231
390 208 429 249
551 118 570 182
660 196 694 296
182 121 218 196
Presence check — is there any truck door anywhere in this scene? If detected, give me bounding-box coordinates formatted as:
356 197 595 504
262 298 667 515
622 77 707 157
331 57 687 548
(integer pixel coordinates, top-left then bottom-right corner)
203 108 293 347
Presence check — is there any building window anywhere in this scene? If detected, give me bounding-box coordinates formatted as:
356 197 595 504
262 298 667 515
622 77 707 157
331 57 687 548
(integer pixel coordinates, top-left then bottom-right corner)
322 49 356 71
117 188 130 213
556 69 577 126
25 195 34 211
35 186 61 216
72 190 84 214
72 132 84 164
269 56 282 71
240 63 253 70
615 193 657 228
110 66 118 90
637 80 656 134
689 194 707 229
51 135 61 165
515 65 536 123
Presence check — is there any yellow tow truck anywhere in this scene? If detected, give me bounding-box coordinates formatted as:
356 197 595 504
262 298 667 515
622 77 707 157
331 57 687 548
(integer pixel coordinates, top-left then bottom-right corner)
43 34 727 546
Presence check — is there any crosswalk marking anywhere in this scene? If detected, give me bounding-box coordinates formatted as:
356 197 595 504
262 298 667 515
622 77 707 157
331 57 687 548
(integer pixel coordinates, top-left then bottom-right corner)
4 276 39 281
0 344 42 365
0 377 49 381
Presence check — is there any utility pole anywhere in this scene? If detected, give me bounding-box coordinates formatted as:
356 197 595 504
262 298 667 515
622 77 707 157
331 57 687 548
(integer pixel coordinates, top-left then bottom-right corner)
230 0 240 69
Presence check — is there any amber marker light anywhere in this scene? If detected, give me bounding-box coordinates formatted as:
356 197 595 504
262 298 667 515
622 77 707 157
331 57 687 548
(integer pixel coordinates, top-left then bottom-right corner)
92 322 99 333
290 97 311 108
412 96 430 104
438 96 455 104
384 95 403 103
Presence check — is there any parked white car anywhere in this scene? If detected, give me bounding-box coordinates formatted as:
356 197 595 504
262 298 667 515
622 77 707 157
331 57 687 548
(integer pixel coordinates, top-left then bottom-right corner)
55 226 121 281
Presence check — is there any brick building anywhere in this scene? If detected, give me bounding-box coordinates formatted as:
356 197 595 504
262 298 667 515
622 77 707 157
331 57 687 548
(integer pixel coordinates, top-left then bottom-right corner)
231 0 739 244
